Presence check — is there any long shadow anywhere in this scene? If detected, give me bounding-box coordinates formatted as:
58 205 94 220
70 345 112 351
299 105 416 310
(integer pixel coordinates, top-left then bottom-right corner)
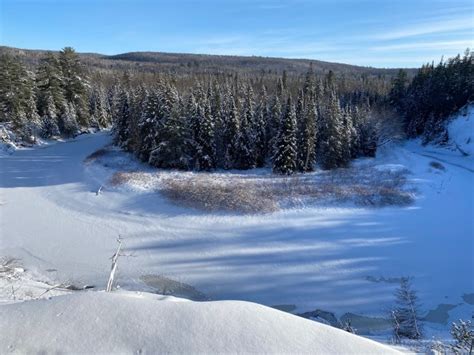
121 207 416 313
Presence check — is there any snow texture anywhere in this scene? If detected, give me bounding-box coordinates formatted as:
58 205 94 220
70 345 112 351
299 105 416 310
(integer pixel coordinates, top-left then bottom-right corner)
0 290 400 354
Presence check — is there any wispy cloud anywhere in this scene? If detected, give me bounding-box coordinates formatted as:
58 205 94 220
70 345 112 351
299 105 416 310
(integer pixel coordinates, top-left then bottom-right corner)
374 15 473 40
371 39 473 51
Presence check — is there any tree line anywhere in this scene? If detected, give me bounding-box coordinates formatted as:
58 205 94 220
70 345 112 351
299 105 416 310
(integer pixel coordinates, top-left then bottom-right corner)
112 69 378 174
389 49 473 143
1 47 472 174
0 47 112 141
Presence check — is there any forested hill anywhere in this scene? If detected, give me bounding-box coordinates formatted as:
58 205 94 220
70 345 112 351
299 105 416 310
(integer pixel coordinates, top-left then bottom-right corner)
0 45 413 76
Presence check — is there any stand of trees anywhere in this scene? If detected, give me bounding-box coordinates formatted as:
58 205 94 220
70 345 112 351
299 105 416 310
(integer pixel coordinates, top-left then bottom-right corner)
0 47 112 142
112 68 378 174
389 49 473 143
1 46 472 174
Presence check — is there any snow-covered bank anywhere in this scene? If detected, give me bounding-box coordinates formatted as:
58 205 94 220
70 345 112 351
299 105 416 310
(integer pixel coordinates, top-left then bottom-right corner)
0 290 400 354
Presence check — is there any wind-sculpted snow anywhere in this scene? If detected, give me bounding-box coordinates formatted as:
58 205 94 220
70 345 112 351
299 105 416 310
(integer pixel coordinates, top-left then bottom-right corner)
0 291 400 354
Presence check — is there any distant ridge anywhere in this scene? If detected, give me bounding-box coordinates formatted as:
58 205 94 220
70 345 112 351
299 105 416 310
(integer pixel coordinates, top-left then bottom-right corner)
0 45 415 76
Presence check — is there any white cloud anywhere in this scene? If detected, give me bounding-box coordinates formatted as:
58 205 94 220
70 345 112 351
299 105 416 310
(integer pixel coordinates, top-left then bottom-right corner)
372 39 473 51
374 15 473 40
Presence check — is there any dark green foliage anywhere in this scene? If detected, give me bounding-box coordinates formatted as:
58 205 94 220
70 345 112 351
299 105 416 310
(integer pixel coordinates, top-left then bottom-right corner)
390 50 473 141
59 47 90 126
272 97 297 175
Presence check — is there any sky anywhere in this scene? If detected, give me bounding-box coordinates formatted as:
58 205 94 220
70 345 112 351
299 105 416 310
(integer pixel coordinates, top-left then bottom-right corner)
1 0 473 68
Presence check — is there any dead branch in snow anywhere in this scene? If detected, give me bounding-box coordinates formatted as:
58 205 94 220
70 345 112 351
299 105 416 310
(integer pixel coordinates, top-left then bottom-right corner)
106 237 123 292
455 143 469 156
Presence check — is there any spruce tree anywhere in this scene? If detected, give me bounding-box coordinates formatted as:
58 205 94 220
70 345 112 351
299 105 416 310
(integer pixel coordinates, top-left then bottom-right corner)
223 95 240 169
113 89 131 149
298 95 317 172
149 98 190 170
273 97 297 175
193 100 216 171
233 86 256 169
391 277 423 341
318 91 345 170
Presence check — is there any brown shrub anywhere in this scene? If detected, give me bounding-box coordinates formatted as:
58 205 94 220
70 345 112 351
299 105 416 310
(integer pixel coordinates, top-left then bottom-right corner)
160 175 279 213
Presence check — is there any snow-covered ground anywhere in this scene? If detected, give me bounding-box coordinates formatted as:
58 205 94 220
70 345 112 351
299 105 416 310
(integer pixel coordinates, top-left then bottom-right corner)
0 107 473 351
0 290 401 354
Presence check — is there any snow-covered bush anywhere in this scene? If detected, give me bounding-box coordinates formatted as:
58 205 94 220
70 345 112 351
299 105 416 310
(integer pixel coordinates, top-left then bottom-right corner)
391 277 423 342
450 319 474 354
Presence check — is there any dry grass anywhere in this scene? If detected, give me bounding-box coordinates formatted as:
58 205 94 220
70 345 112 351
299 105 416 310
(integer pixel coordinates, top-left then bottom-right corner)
160 175 279 213
107 165 414 213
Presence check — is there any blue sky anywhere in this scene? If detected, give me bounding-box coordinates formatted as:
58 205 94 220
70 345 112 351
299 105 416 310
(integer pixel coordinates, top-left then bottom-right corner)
1 0 473 68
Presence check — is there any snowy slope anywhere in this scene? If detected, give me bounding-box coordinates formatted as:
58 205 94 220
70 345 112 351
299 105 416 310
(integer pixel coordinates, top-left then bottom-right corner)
446 104 474 156
0 290 400 354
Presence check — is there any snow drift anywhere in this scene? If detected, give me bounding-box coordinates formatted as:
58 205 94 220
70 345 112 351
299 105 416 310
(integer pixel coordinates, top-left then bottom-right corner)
0 291 399 354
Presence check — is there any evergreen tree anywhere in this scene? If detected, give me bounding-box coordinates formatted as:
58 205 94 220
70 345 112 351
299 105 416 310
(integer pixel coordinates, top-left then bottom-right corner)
0 54 39 133
59 47 89 126
318 92 345 170
40 93 60 138
253 94 268 167
89 85 110 128
137 89 160 161
298 96 317 172
233 86 256 169
36 52 66 119
193 100 216 171
58 102 79 137
149 98 191 170
273 97 297 175
391 277 423 341
113 89 131 149
223 95 240 169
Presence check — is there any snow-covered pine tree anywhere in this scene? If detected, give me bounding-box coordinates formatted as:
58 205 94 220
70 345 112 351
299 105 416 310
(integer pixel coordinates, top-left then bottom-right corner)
223 94 240 169
59 47 90 127
253 93 268 168
450 319 474 354
40 93 60 138
113 88 131 149
0 54 39 135
340 107 354 165
298 94 317 172
268 95 282 158
136 89 159 162
36 52 66 119
58 102 79 137
149 97 191 170
272 97 297 175
193 99 216 171
318 91 345 170
356 106 378 158
89 85 110 129
295 90 306 171
233 86 256 169
391 277 423 341
128 86 148 154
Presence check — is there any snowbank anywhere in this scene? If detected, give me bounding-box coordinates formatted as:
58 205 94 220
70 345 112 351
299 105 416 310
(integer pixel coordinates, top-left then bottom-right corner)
0 291 399 354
